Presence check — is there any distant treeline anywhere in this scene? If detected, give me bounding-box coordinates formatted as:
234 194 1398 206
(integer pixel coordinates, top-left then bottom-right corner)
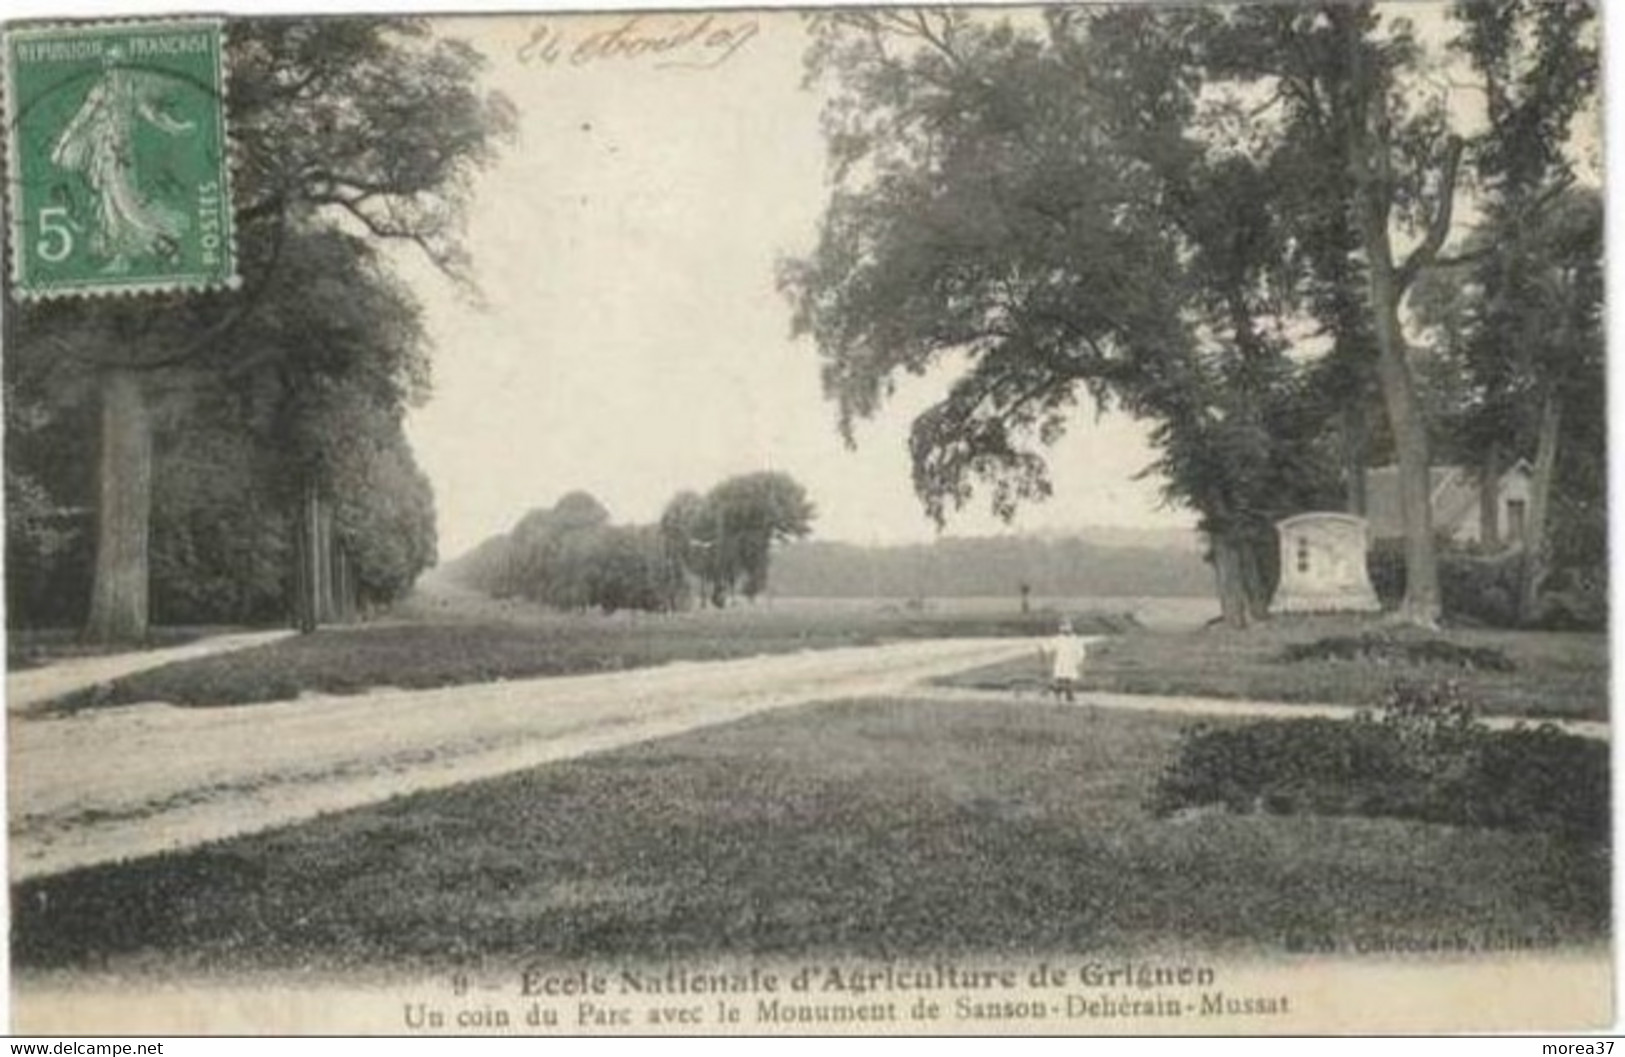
443 473 816 613
766 536 1211 599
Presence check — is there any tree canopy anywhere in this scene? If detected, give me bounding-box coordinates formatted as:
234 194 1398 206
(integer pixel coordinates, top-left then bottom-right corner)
782 3 1598 627
448 473 816 613
4 18 514 636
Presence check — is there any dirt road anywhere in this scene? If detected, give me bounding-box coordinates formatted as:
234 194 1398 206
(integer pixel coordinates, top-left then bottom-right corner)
6 630 295 714
907 686 1611 740
9 637 1032 881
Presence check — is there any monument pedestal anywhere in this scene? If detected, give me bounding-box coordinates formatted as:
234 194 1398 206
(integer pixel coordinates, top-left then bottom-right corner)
1270 512 1382 614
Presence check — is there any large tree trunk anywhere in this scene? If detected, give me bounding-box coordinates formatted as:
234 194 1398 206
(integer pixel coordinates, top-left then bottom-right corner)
314 493 337 622
291 476 320 634
1240 537 1272 623
1370 320 1441 625
333 545 357 622
1210 533 1251 629
1340 400 1369 516
84 368 153 644
1353 175 1443 626
1517 388 1562 624
1337 11 1456 628
1478 443 1503 550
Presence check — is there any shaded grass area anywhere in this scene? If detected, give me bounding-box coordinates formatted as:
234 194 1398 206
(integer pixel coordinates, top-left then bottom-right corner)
6 626 221 672
940 615 1608 719
53 608 1135 709
14 698 1606 976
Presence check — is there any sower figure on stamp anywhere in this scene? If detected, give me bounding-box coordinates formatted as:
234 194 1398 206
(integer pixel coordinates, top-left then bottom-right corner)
1040 618 1087 706
52 45 198 273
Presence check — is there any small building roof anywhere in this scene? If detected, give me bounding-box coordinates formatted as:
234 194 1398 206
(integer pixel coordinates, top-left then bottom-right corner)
1364 461 1532 539
1364 465 1463 540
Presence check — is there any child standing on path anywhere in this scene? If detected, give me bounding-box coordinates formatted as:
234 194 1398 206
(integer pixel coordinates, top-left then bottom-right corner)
1043 618 1087 704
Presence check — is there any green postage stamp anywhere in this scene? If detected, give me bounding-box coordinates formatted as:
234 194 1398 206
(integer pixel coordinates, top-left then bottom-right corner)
4 19 236 299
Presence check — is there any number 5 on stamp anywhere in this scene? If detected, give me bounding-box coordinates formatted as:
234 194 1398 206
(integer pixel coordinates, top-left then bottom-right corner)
4 19 238 299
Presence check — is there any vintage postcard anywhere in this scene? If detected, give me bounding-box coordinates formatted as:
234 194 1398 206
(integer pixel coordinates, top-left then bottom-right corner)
2 2 1610 1036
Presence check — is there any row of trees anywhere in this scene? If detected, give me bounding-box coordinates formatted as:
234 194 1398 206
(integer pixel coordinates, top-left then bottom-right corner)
781 2 1600 628
6 20 514 638
448 472 816 613
455 492 685 614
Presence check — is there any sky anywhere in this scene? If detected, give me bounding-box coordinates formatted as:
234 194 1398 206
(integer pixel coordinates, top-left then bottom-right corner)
397 11 1198 558
8 0 1595 563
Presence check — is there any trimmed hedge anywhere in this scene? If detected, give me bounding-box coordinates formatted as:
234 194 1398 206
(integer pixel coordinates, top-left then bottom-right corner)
1369 538 1521 626
1149 680 1608 845
1369 538 1606 630
1279 633 1514 671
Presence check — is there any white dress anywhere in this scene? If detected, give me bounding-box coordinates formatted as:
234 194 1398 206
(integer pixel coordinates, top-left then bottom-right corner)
1049 635 1085 680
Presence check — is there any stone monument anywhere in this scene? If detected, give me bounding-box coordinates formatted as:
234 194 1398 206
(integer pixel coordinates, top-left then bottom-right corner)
1270 512 1382 614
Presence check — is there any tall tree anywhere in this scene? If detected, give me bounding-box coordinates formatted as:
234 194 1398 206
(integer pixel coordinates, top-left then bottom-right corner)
782 9 1337 624
1193 1 1595 624
1189 6 1460 624
147 403 291 626
230 227 437 628
453 493 686 614
703 472 817 604
8 18 514 642
659 490 717 605
1140 148 1343 624
3 376 97 627
1411 189 1603 617
583 525 686 614
504 491 613 609
1452 0 1598 620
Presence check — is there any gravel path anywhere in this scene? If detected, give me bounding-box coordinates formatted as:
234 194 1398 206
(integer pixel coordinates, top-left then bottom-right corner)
6 630 296 714
905 685 1611 740
8 637 1031 881
12 632 1602 882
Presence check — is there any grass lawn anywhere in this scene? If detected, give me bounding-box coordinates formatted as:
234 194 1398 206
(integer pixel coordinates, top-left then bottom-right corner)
14 697 1606 976
941 615 1609 720
6 626 221 672
53 606 1133 710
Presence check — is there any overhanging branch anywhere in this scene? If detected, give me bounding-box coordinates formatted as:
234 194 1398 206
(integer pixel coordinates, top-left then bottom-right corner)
330 198 456 278
1396 135 1466 293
